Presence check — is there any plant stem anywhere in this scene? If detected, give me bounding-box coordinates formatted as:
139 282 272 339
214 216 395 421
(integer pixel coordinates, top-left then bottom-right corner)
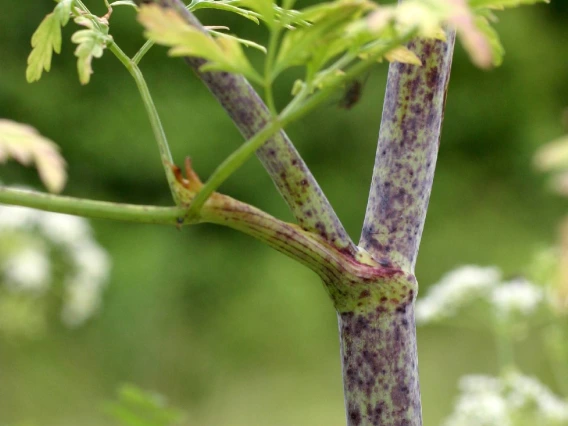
132 39 154 65
0 186 382 284
338 299 421 426
188 31 415 219
0 187 184 225
339 32 456 426
106 42 180 203
360 33 456 273
187 118 283 219
135 0 357 253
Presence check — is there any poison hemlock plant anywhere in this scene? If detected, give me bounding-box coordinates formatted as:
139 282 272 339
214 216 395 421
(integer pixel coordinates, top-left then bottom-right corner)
0 0 549 424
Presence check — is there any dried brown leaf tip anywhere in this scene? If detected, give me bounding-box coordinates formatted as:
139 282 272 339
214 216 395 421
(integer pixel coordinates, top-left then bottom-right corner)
171 157 203 193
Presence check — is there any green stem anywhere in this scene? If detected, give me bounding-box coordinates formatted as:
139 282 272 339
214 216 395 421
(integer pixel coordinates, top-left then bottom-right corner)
132 40 155 65
107 42 179 203
0 187 184 225
188 30 417 220
187 118 284 219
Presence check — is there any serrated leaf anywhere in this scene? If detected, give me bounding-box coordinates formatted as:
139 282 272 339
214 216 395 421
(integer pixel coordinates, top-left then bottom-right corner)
275 0 372 77
469 0 549 9
238 0 274 26
138 5 262 83
0 120 66 193
71 28 110 85
26 14 62 83
70 15 111 85
54 0 74 26
26 1 75 83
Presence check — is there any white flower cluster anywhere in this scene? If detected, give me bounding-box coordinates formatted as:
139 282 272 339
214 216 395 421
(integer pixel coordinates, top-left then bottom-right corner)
0 204 111 328
444 372 568 426
415 266 501 323
491 278 544 318
416 266 545 324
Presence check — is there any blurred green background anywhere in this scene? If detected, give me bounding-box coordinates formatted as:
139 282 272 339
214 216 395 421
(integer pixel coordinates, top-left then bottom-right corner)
1 1 567 425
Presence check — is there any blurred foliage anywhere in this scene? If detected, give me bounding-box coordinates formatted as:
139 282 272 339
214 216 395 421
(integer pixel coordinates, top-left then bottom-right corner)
1 1 568 426
105 384 186 426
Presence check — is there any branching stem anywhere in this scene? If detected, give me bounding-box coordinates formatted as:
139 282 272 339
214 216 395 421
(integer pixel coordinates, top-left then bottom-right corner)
107 41 180 203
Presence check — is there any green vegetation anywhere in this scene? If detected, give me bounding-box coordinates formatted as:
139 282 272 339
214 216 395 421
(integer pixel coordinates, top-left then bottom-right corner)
0 0 566 425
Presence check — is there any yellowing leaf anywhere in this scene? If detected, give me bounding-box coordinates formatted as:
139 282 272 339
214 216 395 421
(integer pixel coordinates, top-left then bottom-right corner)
26 13 62 83
384 46 422 65
0 120 67 193
138 5 262 83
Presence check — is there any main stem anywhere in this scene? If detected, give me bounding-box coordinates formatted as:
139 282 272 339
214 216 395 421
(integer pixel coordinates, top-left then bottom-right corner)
336 32 456 426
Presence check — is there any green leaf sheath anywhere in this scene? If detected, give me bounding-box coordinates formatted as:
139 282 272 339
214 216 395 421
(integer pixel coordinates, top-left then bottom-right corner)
134 0 357 254
360 33 456 274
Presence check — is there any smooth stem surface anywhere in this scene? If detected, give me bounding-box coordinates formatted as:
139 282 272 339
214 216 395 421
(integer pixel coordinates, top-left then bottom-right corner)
107 42 179 203
0 188 185 224
187 119 283 218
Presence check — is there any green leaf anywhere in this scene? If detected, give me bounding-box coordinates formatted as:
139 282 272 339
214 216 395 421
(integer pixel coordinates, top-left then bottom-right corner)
71 17 111 85
0 119 67 193
26 14 62 83
26 0 75 83
208 30 267 54
54 0 74 26
109 0 139 9
189 0 261 25
238 0 274 27
469 0 549 9
275 0 374 77
138 5 262 83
